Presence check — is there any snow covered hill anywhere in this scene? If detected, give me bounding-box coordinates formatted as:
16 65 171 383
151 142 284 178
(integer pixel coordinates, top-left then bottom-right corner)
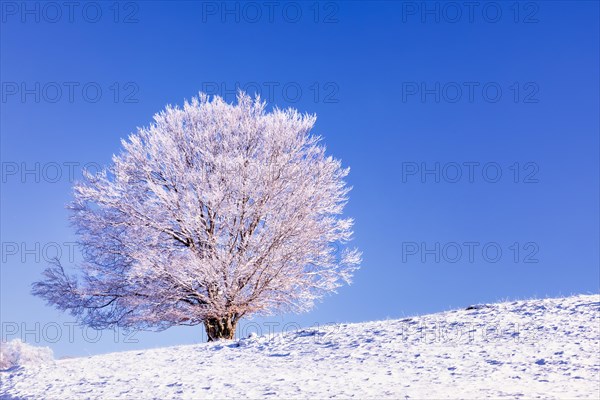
2 294 599 399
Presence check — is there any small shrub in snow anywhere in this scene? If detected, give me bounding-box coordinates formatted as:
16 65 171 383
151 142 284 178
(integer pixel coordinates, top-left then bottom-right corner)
0 339 54 370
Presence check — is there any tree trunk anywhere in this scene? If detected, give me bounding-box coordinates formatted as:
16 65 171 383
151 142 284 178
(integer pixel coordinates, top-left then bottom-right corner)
203 314 238 341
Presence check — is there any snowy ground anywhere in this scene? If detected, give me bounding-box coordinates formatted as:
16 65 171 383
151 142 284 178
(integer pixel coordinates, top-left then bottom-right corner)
1 294 599 399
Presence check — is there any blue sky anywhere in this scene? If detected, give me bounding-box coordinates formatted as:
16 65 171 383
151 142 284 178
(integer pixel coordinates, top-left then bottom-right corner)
1 1 598 357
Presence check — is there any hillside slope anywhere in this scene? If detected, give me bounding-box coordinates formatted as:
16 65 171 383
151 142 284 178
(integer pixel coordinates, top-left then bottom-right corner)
2 294 599 399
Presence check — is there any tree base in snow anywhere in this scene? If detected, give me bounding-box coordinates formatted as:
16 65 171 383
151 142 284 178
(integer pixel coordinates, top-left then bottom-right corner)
204 316 237 341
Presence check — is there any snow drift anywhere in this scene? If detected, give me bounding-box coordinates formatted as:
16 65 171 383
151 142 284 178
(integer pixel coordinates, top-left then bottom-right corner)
1 294 598 399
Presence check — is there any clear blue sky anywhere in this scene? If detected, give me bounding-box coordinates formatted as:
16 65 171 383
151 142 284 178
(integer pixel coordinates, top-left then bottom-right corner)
1 1 598 357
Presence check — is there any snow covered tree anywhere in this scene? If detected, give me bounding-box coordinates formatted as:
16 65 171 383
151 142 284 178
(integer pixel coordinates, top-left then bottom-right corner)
33 92 361 341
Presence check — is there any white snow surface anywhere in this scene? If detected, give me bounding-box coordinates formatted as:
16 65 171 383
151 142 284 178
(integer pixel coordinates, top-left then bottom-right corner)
1 294 599 399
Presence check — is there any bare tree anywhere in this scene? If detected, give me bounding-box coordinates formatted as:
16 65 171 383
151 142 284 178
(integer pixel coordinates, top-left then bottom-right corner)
33 92 361 341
